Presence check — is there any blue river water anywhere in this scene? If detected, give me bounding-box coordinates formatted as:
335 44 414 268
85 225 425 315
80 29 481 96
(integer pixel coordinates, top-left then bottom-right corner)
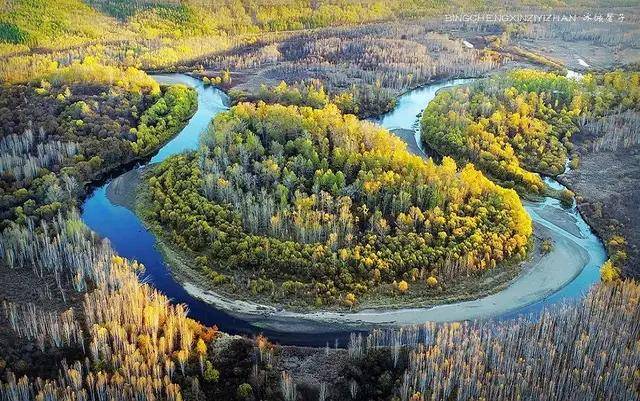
81 74 606 346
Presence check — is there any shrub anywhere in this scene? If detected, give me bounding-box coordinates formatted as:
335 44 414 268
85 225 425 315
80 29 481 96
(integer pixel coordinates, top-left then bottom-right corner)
344 293 357 307
236 383 253 400
560 189 574 207
203 361 220 383
600 260 619 282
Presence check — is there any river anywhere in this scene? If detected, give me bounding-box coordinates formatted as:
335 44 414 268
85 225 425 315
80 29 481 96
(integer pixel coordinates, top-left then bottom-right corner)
81 74 606 346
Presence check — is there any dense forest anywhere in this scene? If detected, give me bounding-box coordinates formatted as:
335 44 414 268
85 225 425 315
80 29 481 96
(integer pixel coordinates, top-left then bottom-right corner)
3 0 637 86
421 69 640 193
231 79 397 118
0 59 196 229
1 230 637 401
4 0 626 49
1 216 285 401
0 0 508 82
140 100 532 307
1 1 640 401
0 0 447 48
420 69 640 274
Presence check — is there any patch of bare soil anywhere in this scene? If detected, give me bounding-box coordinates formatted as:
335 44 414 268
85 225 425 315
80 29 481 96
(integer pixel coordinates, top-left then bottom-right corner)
277 346 349 386
560 140 640 278
515 37 640 70
390 129 423 157
0 267 85 379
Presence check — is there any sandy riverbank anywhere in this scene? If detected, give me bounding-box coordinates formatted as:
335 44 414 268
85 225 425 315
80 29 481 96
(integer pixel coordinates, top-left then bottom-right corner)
105 140 594 333
106 165 532 316
172 216 589 332
390 129 424 156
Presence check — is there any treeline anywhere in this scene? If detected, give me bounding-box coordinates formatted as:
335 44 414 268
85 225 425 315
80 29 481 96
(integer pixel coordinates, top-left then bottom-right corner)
0 60 195 229
1 221 282 401
5 0 638 50
0 0 545 47
92 0 399 36
47 57 161 95
201 23 500 104
233 79 396 118
421 69 640 194
341 279 640 401
140 102 532 308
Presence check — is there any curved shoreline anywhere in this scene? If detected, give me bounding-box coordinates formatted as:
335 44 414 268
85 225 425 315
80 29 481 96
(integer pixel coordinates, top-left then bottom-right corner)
111 173 593 334
85 73 606 340
99 188 593 334
146 154 595 333
179 219 589 332
106 169 588 333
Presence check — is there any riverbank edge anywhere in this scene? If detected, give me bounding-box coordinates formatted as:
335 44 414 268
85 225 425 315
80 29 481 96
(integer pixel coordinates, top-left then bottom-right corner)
104 72 599 330
110 138 539 317
80 84 198 209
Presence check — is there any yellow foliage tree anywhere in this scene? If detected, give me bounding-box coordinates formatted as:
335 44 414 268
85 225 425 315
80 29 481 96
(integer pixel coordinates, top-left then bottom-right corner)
344 292 357 307
195 338 207 355
600 260 619 282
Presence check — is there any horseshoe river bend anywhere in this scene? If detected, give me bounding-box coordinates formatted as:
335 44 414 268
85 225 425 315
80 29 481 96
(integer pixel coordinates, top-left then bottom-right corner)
81 74 606 346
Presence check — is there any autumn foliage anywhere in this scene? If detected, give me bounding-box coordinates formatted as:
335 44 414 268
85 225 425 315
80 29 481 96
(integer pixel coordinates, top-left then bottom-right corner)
421 69 640 194
142 101 532 307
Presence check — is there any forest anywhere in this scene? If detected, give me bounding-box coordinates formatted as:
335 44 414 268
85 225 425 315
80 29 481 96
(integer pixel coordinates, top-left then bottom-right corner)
197 21 501 118
0 59 196 229
0 1 639 401
421 69 640 194
1 0 444 48
1 216 283 401
5 0 616 50
0 0 506 82
343 278 640 401
0 225 638 401
140 100 532 307
420 68 640 274
232 79 397 119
